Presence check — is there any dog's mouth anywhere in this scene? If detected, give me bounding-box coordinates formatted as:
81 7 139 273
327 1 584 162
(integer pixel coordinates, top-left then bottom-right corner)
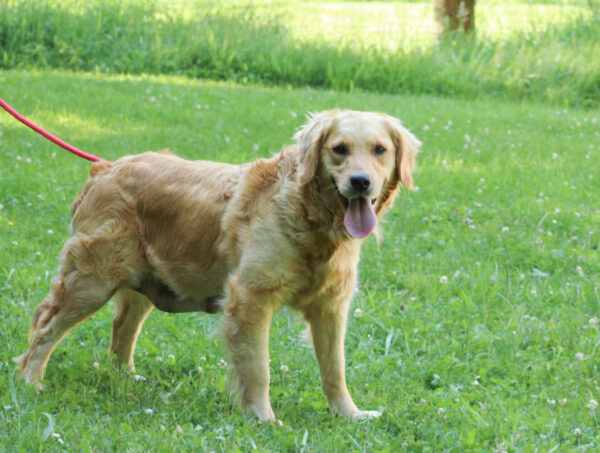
332 178 377 239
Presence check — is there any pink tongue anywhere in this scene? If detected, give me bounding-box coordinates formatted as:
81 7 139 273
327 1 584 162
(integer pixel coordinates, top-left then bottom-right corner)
344 197 377 238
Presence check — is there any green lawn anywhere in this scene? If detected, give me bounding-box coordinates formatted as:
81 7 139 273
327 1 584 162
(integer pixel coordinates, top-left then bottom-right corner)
1 69 599 450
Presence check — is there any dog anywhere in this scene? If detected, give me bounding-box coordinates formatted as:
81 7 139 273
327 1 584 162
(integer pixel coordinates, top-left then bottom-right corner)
15 109 420 421
434 0 475 36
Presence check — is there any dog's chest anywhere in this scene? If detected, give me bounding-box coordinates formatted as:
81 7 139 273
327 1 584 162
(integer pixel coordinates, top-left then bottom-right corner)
290 241 361 310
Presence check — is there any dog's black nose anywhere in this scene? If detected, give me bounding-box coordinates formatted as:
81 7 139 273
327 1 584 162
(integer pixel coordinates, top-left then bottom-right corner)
349 173 371 193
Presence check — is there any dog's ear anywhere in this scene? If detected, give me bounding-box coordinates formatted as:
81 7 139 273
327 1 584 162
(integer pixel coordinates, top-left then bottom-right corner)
388 116 421 189
293 111 336 185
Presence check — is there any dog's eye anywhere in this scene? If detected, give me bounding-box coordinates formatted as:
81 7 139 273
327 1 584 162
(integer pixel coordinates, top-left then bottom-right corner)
332 144 349 156
374 145 387 156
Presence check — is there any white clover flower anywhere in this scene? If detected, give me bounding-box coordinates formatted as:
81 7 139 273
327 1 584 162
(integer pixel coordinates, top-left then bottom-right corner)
589 317 599 326
586 399 598 410
196 366 203 373
155 356 163 363
547 399 556 405
93 361 100 370
218 359 227 368
575 352 585 361
419 398 427 405
440 276 448 284
501 226 509 233
576 266 584 276
51 433 64 444
574 427 582 436
134 374 147 381
144 408 154 415
559 398 568 406
353 308 363 318
437 407 446 414
280 365 289 373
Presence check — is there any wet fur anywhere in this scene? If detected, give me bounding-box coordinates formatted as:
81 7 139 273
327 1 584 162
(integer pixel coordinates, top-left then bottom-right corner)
15 110 420 421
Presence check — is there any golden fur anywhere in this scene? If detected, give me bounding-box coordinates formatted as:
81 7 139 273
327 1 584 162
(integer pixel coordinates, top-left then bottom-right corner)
15 110 420 421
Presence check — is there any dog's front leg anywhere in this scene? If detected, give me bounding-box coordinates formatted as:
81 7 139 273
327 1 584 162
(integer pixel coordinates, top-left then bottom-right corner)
308 303 382 420
223 277 277 422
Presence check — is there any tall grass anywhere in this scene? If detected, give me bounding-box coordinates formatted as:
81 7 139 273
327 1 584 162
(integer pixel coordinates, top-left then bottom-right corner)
0 0 599 106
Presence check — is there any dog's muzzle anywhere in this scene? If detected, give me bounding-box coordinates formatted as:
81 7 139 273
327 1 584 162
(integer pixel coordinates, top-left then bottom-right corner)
331 177 378 238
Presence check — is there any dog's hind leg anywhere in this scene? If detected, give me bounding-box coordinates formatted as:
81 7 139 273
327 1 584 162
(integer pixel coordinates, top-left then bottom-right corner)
109 288 153 370
16 225 140 387
16 269 116 387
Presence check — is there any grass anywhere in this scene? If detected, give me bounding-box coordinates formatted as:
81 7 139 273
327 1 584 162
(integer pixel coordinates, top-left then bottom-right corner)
0 69 599 450
0 0 599 106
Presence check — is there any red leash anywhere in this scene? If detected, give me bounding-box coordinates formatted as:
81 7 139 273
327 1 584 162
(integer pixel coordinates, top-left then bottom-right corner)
0 98 110 163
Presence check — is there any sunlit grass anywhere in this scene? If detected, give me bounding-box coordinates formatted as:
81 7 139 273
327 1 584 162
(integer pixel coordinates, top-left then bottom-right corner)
1 0 598 106
278 1 593 51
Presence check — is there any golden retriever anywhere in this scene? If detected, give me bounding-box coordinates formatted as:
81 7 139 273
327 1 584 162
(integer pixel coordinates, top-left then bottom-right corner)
434 0 475 36
15 109 420 421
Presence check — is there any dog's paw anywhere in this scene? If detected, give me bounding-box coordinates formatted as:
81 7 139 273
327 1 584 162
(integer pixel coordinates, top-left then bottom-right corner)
351 410 382 420
12 353 25 365
245 404 276 423
20 372 44 390
257 410 278 423
248 413 279 424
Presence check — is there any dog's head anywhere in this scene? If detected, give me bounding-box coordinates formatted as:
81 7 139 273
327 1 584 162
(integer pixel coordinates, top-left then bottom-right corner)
294 110 420 239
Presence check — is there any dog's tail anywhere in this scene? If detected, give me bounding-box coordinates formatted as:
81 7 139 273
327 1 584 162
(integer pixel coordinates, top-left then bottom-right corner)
71 161 112 216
